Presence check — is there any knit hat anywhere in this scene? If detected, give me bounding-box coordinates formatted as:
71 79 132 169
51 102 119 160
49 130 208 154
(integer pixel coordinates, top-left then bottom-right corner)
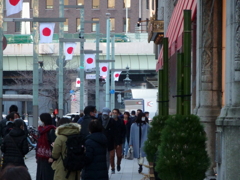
102 107 111 115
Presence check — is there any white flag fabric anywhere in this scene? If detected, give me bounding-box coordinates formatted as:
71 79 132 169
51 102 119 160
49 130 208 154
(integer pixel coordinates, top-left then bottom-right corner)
100 63 109 77
76 78 81 87
39 23 55 43
114 71 122 81
84 54 96 70
64 42 76 60
6 0 23 17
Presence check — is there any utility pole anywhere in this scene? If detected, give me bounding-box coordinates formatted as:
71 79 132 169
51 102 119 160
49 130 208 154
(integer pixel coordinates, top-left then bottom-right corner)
105 13 111 108
110 35 115 110
58 0 64 117
125 0 129 34
0 0 3 121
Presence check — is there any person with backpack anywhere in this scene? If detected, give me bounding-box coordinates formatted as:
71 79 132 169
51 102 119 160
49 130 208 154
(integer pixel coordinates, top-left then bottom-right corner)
129 112 149 173
81 119 108 180
2 112 20 137
1 119 29 169
51 118 83 180
36 113 56 180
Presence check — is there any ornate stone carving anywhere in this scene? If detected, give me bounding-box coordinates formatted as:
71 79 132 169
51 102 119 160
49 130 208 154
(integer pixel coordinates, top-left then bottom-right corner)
235 0 240 63
201 0 213 82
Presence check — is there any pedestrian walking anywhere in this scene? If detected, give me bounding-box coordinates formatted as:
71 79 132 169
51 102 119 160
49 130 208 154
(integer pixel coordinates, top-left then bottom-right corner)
122 111 134 158
36 113 56 180
51 118 81 180
2 112 20 137
81 119 108 180
129 112 150 173
98 107 114 171
1 119 29 169
79 106 97 138
109 109 125 174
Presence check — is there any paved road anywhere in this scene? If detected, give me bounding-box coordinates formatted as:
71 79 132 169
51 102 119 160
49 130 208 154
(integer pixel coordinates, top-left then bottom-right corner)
25 150 150 180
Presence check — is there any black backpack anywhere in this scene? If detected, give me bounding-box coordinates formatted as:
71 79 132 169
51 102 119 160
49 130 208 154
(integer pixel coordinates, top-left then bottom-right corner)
61 134 85 179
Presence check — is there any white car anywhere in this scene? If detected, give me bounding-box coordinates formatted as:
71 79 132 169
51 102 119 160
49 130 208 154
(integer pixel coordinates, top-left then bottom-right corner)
63 113 80 120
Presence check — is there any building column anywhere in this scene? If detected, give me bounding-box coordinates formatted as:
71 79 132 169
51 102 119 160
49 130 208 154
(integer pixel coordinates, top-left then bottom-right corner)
195 0 222 176
216 0 240 179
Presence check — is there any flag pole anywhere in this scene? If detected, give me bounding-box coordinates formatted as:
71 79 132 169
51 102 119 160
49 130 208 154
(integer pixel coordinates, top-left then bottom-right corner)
0 0 3 121
80 7 85 112
110 35 115 110
58 0 64 117
32 0 39 127
95 22 100 112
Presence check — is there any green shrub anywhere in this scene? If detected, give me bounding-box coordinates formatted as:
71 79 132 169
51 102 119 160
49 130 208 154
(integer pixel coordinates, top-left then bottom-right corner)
144 115 168 162
155 114 210 180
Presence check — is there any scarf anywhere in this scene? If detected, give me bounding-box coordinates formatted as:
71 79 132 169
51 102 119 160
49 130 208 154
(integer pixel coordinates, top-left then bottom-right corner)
36 125 56 160
102 115 110 129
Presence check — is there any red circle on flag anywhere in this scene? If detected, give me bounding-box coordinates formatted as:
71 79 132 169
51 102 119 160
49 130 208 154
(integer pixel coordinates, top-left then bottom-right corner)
67 47 73 54
42 28 51 36
115 73 119 78
87 58 93 64
10 0 20 6
102 66 107 72
77 80 81 84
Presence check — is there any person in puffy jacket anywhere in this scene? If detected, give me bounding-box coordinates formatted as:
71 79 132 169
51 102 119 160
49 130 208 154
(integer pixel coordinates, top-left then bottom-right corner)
81 119 108 180
1 119 29 169
51 118 81 180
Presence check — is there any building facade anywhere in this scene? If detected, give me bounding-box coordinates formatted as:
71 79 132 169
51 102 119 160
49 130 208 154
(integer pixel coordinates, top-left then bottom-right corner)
3 0 156 34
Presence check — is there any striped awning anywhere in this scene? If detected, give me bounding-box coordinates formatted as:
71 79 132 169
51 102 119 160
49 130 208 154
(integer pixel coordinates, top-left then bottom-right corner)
156 0 197 71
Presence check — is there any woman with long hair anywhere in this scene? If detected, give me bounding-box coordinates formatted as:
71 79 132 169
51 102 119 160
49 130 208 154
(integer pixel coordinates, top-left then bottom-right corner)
36 113 56 180
129 112 149 173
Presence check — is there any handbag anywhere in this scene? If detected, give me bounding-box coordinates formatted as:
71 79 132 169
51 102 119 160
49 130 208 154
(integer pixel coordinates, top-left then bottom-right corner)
126 147 134 160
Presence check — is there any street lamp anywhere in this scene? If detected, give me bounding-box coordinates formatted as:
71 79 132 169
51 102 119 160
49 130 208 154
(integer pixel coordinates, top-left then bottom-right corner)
123 66 132 99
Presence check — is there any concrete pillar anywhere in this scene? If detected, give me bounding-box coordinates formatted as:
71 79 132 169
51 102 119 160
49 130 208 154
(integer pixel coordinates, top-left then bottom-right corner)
216 0 240 179
195 0 222 176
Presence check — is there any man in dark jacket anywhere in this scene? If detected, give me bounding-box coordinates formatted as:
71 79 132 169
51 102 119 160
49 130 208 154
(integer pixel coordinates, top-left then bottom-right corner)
110 109 126 174
80 105 97 138
98 107 114 170
1 119 29 169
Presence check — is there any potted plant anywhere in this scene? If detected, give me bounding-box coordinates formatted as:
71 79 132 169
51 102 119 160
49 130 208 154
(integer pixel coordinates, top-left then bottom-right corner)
155 114 210 180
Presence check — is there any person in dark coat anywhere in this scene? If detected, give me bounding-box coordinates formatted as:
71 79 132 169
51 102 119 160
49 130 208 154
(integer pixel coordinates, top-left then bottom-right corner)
98 107 115 170
80 106 97 138
36 113 56 180
110 109 126 174
81 119 108 180
122 111 135 157
1 119 29 169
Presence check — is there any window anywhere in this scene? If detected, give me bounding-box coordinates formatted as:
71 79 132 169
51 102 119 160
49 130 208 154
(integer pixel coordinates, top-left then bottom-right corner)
64 0 68 5
146 0 149 9
92 18 99 32
76 18 81 32
92 0 99 9
110 18 115 31
108 0 115 8
46 0 53 9
3 22 7 32
64 19 68 32
123 18 130 32
152 0 154 10
15 22 21 32
77 0 84 5
124 0 131 8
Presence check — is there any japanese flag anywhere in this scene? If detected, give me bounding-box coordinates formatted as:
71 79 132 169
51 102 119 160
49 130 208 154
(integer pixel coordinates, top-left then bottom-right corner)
84 54 95 70
76 78 80 87
39 23 55 43
114 71 122 81
64 42 76 60
6 0 23 17
100 63 109 78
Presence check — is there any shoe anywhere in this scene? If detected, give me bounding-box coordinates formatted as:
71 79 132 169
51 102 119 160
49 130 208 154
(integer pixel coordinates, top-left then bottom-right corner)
117 165 121 171
138 165 143 173
111 169 115 174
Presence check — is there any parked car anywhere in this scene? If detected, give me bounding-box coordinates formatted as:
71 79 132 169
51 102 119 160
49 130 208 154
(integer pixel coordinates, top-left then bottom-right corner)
63 113 80 120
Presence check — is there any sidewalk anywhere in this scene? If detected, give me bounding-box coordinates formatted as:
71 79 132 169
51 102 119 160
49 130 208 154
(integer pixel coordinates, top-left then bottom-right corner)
25 150 149 180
